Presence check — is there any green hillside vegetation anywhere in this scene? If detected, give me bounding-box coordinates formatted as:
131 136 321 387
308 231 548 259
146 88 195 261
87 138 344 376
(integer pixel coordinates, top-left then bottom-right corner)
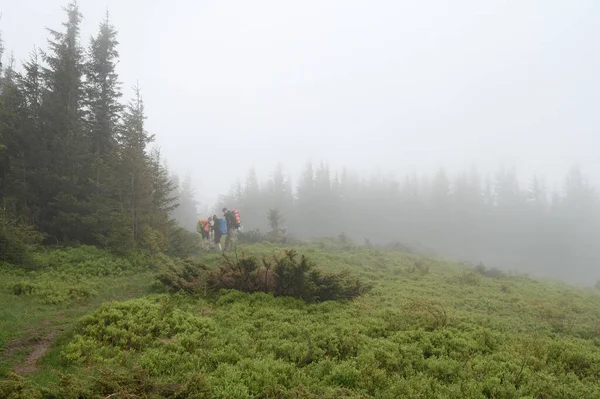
1 242 600 399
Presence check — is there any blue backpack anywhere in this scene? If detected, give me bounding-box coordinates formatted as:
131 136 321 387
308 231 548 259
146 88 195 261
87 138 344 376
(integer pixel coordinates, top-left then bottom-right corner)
219 218 227 235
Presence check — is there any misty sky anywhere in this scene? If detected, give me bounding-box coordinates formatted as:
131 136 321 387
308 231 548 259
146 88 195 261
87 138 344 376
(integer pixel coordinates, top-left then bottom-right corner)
2 0 599 208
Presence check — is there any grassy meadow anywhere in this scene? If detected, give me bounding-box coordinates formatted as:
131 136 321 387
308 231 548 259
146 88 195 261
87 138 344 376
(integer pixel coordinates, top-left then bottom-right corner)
1 241 600 398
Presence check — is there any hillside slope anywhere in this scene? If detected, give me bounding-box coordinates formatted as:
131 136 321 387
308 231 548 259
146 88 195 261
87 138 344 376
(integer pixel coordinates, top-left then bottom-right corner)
1 243 600 398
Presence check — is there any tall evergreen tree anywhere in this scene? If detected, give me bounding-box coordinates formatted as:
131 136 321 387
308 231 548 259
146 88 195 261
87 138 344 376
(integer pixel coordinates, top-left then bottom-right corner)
430 168 450 207
314 162 339 235
528 176 547 209
0 56 26 207
15 49 46 224
267 163 291 212
70 15 126 244
85 12 123 189
117 86 154 245
170 173 197 231
147 148 178 249
40 1 87 241
228 179 244 211
296 161 315 235
494 167 521 209
241 167 262 229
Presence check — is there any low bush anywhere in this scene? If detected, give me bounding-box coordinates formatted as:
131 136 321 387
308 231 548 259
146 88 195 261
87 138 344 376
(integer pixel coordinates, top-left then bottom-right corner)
167 226 202 258
474 262 506 279
11 281 36 296
382 241 436 256
63 295 215 363
5 246 148 304
157 258 210 295
33 245 138 276
217 250 371 302
406 259 430 276
158 250 371 303
10 278 96 304
0 373 28 399
458 270 480 286
336 233 355 250
238 228 266 244
406 299 448 330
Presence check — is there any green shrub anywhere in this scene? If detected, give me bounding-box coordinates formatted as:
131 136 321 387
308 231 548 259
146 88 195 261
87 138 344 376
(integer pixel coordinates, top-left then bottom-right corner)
0 208 43 267
0 373 29 399
458 270 480 286
167 227 201 258
406 299 448 330
158 250 370 303
237 228 265 244
406 259 431 276
217 250 370 302
63 295 215 364
157 258 210 294
474 262 506 279
34 245 137 276
336 233 355 250
28 366 211 399
5 246 147 304
141 226 169 254
415 260 430 276
11 281 35 296
10 280 97 304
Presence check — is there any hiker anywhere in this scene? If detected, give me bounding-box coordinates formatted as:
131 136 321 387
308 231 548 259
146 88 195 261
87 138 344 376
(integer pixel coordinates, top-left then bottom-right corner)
223 208 240 251
196 217 202 243
196 217 211 250
209 216 215 247
212 214 226 252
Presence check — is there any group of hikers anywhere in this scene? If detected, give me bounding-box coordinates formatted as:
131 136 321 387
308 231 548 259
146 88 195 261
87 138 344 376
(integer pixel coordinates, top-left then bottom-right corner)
196 208 241 252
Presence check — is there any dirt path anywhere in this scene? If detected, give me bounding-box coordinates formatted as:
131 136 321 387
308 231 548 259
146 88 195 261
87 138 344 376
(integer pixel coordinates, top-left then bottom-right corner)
12 331 58 375
1 316 65 375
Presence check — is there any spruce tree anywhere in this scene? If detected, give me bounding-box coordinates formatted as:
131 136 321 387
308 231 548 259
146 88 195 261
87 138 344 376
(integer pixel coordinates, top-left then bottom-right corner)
79 13 125 244
242 167 262 228
0 56 25 204
314 162 336 234
16 49 47 224
40 1 87 241
296 161 315 235
117 86 154 245
430 168 450 207
148 148 178 242
528 176 547 209
85 12 122 188
267 163 292 213
232 179 244 205
0 54 41 223
171 174 198 231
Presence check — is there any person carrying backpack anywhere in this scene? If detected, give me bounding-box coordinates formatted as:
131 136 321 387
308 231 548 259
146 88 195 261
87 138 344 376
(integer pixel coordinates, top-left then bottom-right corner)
196 217 211 250
212 214 225 252
223 207 240 251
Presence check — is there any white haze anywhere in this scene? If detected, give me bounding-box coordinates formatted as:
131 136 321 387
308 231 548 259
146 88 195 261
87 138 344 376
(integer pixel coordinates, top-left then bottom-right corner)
3 0 599 203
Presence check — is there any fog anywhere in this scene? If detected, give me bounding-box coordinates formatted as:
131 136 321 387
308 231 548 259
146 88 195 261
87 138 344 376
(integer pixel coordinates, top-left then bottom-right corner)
2 0 600 284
